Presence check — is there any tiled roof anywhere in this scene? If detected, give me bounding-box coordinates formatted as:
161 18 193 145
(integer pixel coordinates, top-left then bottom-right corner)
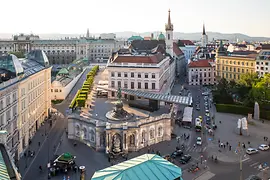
262 44 270 50
92 154 182 180
113 53 165 64
188 59 213 68
173 42 183 56
131 40 165 51
180 40 195 46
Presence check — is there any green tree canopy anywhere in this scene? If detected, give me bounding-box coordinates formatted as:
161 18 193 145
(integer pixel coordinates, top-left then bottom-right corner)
9 51 25 58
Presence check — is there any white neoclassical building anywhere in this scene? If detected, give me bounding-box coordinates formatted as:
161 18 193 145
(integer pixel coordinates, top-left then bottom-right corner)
68 106 172 153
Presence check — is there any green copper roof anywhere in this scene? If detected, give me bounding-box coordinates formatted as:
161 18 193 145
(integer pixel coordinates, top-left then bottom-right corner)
57 68 69 75
0 150 10 180
91 154 182 180
128 36 144 41
158 33 165 40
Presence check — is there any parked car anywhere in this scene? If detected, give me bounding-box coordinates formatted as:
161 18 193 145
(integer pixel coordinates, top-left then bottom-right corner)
171 150 184 158
205 109 209 113
258 144 269 151
179 154 191 164
196 137 202 145
246 175 262 180
246 148 258 155
205 113 210 117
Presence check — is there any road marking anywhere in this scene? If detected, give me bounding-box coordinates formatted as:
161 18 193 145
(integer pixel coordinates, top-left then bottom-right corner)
203 147 206 152
242 157 250 162
22 119 59 180
250 162 259 167
186 147 191 151
261 167 269 171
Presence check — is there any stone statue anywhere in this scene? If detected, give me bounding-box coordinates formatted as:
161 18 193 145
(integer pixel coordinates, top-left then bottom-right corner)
254 102 260 120
117 87 122 101
112 134 121 153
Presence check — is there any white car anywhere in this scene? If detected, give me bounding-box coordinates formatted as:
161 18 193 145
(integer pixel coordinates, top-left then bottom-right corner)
205 109 209 113
259 144 269 151
196 137 202 145
246 148 258 155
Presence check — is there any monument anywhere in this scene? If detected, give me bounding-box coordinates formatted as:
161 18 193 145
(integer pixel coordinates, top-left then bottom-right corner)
105 88 133 121
235 117 249 136
254 102 260 120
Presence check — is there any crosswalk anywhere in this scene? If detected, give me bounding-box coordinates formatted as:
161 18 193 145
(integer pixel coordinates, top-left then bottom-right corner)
243 158 269 172
184 146 207 153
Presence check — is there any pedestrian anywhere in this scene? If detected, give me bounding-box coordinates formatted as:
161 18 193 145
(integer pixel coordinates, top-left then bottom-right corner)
264 137 266 141
226 142 229 146
147 147 150 153
38 142 40 147
193 144 196 148
223 144 225 149
218 139 220 144
267 137 268 141
229 146 232 151
184 133 186 138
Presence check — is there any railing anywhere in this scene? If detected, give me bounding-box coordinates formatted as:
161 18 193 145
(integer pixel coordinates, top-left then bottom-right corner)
0 77 19 90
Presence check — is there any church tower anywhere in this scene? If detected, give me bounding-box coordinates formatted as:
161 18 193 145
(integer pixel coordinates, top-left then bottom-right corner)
201 23 208 47
165 9 174 57
86 28 90 38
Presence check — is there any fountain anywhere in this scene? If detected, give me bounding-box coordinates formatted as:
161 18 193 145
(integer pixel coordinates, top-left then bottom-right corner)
106 88 133 121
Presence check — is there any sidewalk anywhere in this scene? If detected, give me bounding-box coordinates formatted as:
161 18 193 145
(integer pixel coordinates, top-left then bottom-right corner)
18 117 56 176
182 166 215 180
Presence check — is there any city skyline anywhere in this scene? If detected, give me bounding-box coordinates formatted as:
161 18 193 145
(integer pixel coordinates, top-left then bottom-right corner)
1 0 270 37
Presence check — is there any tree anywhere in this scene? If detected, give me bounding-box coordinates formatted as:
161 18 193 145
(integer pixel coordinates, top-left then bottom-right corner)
238 72 259 87
9 51 25 58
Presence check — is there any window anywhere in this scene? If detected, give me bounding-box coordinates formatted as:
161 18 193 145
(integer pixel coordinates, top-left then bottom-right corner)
111 72 115 77
168 34 170 40
111 81 115 88
152 73 155 78
226 67 228 71
230 67 232 71
6 110 10 121
131 72 134 78
238 62 240 65
145 73 148 78
55 89 58 92
150 129 154 139
138 82 141 89
0 100 3 110
242 69 244 73
0 114 4 126
251 63 253 66
124 72 128 77
124 81 128 88
158 126 163 136
6 96 10 107
145 83 148 89
129 134 135 145
138 73 141 78
246 62 249 66
242 62 244 65
152 83 155 90
131 82 134 89
118 73 121 77
117 81 121 88
238 68 240 72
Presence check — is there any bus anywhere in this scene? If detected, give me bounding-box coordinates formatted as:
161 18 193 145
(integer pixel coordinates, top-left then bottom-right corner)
195 118 202 132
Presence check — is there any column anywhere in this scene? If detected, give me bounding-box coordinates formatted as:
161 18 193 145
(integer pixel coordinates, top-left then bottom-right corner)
122 131 128 152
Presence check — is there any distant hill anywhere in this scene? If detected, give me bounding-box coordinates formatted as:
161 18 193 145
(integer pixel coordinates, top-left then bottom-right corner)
0 32 269 42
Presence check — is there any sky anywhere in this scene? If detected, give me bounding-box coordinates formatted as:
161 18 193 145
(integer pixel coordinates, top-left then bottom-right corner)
1 0 270 37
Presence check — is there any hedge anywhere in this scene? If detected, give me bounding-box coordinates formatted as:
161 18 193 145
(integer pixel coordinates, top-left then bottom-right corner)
69 90 81 109
76 97 86 107
216 104 270 120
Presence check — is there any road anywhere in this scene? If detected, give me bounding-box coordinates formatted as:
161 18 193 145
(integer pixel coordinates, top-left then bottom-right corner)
21 68 90 180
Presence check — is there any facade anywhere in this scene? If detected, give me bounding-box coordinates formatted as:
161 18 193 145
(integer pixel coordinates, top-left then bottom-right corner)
201 24 208 47
256 45 270 77
188 59 216 85
51 59 87 100
0 50 51 160
0 41 14 54
215 42 257 81
32 40 77 65
68 106 172 153
227 43 255 53
178 40 196 62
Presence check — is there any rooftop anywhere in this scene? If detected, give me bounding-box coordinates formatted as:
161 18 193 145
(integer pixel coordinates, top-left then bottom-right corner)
179 40 195 46
91 154 182 180
189 59 214 68
112 53 166 64
262 44 270 50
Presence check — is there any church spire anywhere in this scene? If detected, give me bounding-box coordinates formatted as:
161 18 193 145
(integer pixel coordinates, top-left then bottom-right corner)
202 23 206 35
86 28 90 38
165 9 173 31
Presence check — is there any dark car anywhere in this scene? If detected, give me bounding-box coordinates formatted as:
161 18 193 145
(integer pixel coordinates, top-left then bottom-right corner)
179 154 191 164
171 150 183 158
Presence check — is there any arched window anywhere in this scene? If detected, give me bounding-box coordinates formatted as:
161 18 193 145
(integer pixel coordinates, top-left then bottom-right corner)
158 126 163 137
89 130 95 142
75 125 80 137
149 129 154 139
83 128 87 139
168 34 170 40
130 134 135 145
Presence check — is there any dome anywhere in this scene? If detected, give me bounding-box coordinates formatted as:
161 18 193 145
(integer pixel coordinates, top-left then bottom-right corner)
158 33 165 40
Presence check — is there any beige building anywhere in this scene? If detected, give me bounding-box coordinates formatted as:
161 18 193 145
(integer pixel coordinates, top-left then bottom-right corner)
0 50 51 160
188 59 216 85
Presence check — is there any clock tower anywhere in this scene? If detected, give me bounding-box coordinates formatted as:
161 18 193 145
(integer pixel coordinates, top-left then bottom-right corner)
165 9 174 57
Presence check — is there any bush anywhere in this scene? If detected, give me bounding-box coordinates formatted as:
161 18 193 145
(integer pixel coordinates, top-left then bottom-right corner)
69 90 80 109
76 97 86 107
216 104 270 120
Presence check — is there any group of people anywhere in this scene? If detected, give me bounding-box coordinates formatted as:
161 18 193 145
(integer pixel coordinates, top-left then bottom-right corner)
218 140 232 151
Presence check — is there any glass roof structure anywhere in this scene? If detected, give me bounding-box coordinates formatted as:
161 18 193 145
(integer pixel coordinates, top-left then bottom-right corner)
26 50 50 67
0 54 24 76
97 87 192 106
91 154 182 180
